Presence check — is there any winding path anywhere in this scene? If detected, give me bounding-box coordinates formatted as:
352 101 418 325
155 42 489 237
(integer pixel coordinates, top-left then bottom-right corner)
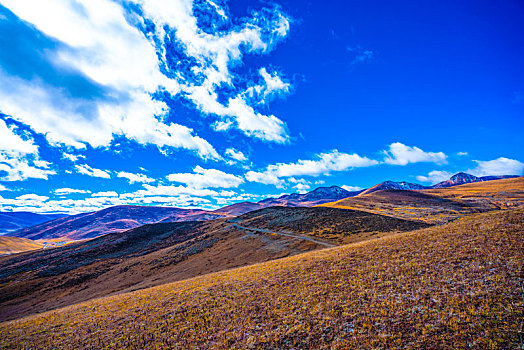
229 224 336 248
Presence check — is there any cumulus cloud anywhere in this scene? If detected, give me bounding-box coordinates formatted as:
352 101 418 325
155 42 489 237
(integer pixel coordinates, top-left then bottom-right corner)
75 164 111 179
0 0 292 162
246 150 378 187
54 188 91 195
416 170 454 184
383 142 447 166
117 171 155 184
166 166 244 189
468 157 524 177
0 118 56 181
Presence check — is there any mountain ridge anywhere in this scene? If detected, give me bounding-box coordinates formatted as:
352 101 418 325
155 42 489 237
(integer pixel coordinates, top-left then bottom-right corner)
4 173 521 241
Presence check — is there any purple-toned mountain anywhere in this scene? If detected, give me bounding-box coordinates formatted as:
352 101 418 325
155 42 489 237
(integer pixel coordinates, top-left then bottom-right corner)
259 186 361 207
11 205 223 241
359 181 428 196
432 172 519 188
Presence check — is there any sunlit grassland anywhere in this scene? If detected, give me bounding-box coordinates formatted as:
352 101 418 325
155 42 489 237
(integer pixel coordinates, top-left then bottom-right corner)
1 209 522 349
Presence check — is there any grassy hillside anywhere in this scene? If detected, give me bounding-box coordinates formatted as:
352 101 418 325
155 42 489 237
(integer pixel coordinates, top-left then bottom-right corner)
1 209 521 349
0 236 43 255
0 207 425 322
319 176 524 223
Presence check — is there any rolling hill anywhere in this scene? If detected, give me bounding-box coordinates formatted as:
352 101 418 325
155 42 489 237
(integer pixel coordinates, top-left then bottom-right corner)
0 206 426 322
8 186 361 241
1 209 521 349
6 175 521 241
10 205 224 241
320 176 524 223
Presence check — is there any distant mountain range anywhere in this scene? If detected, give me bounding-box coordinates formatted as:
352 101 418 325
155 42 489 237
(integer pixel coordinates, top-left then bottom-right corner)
0 212 67 235
10 206 223 241
432 172 517 188
2 172 520 241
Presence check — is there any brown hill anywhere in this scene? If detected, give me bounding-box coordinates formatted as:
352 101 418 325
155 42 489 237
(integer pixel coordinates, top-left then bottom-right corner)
320 176 524 223
1 209 521 349
0 206 426 322
0 236 43 255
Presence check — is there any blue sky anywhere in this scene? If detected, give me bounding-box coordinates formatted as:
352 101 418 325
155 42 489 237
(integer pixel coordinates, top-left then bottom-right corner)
0 0 522 213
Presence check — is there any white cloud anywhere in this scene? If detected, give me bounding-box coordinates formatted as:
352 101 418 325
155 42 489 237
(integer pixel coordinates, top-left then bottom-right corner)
457 152 468 156
468 157 524 177
166 166 244 189
287 177 311 193
383 142 447 166
75 164 111 179
16 193 49 202
225 148 248 164
117 171 155 184
0 0 293 160
0 119 56 181
341 185 363 191
62 153 85 162
244 67 290 104
0 0 222 159
246 150 378 187
416 170 454 184
54 188 91 195
137 0 291 143
91 191 118 197
0 184 9 191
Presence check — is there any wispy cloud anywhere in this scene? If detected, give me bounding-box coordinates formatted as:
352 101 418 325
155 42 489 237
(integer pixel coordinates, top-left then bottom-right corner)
117 171 155 184
54 188 91 195
75 164 111 179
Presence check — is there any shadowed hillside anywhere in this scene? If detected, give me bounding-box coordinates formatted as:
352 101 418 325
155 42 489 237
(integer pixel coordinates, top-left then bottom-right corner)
1 209 521 349
232 206 429 244
0 206 427 322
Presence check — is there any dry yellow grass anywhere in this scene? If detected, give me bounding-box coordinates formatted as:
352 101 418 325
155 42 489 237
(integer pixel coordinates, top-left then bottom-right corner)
1 209 522 349
0 236 43 255
319 177 524 224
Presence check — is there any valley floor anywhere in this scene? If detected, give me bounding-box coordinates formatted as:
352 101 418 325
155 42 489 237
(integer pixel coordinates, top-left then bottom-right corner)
1 209 522 349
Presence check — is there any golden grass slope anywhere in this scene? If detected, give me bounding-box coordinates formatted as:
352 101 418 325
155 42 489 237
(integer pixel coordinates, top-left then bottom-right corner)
423 176 524 208
1 209 522 349
319 176 524 224
0 236 43 255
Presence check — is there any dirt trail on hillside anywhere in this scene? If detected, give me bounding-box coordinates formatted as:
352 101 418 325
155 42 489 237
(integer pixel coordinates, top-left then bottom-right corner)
229 224 336 248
